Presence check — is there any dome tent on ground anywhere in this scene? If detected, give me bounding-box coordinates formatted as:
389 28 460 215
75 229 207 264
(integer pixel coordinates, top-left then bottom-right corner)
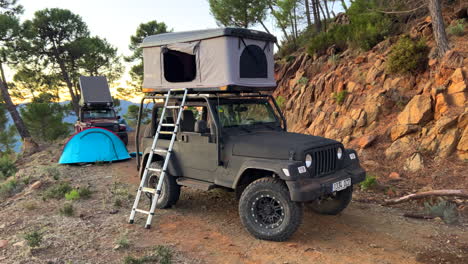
59 128 130 164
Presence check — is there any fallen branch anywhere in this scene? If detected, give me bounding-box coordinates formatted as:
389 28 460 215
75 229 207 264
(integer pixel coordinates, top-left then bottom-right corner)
383 189 468 206
368 3 427 15
403 213 435 220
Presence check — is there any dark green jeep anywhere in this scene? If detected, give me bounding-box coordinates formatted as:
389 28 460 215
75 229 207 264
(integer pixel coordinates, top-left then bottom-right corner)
136 93 365 241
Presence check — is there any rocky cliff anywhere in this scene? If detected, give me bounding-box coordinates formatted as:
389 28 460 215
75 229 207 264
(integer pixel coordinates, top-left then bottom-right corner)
274 15 467 189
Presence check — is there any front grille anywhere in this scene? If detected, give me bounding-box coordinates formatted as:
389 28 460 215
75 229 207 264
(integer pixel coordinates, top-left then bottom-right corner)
310 145 339 177
94 123 117 132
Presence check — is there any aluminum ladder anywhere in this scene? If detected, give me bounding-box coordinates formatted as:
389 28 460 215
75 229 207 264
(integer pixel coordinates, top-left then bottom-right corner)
129 88 188 229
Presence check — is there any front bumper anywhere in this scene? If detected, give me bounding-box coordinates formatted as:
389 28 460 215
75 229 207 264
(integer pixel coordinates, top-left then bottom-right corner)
286 166 366 202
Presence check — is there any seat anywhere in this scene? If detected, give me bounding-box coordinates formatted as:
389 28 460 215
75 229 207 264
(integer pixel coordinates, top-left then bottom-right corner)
180 110 196 132
194 120 208 133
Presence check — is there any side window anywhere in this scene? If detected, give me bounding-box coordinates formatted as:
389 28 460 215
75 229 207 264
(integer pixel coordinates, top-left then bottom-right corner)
239 44 267 78
163 49 197 82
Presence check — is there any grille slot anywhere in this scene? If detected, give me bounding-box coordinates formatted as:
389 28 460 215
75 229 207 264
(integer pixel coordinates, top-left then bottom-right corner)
310 146 338 177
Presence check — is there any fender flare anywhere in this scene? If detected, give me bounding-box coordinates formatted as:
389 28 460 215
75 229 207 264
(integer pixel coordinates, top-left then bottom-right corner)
232 159 294 189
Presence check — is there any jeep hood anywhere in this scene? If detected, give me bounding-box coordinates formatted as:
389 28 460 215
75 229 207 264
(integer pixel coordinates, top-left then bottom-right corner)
230 131 339 160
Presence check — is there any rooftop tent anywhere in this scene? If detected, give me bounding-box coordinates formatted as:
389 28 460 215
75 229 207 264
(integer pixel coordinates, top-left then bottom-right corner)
79 76 113 107
141 28 277 93
59 128 130 164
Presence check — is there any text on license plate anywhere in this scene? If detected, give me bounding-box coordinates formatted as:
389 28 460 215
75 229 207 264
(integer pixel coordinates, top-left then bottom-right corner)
332 178 351 192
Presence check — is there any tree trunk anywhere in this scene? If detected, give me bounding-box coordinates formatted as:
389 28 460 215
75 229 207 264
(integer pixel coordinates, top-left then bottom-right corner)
268 4 291 42
259 21 281 50
318 1 328 31
340 0 348 11
312 0 322 32
56 59 80 115
305 0 312 28
428 0 450 57
0 61 39 153
323 0 331 20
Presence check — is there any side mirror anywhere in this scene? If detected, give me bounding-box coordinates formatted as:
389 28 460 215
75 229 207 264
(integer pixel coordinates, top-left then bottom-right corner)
117 115 121 119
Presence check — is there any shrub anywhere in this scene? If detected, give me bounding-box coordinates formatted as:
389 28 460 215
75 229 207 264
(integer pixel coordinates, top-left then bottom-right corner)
424 200 459 224
24 230 42 248
285 55 296 63
78 186 92 199
0 179 18 198
60 203 74 216
297 77 309 86
332 90 348 104
65 189 80 201
43 182 72 200
328 54 340 65
386 36 429 74
359 174 377 191
20 102 70 142
117 235 130 249
23 201 38 210
43 165 61 180
0 155 16 181
447 20 465 36
155 245 173 264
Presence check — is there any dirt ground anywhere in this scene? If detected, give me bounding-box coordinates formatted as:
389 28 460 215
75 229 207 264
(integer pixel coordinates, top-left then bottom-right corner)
0 135 467 264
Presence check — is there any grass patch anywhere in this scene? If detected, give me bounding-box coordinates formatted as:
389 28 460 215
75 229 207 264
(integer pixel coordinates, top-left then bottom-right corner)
43 182 72 200
65 189 80 201
447 19 465 36
116 235 130 250
0 155 16 181
328 54 340 65
424 200 459 224
24 230 42 248
332 90 348 104
386 35 429 74
43 165 61 180
23 201 38 211
78 186 92 199
123 245 173 264
275 95 286 110
0 179 19 199
359 174 377 191
111 182 133 208
59 203 74 216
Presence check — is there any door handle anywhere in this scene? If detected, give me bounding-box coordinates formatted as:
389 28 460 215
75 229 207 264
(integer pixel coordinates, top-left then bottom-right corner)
181 135 188 142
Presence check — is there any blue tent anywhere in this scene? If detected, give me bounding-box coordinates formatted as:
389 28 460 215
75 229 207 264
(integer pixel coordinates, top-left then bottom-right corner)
59 128 130 164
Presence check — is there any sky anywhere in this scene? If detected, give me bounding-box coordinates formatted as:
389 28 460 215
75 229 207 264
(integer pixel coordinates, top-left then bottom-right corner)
7 0 284 101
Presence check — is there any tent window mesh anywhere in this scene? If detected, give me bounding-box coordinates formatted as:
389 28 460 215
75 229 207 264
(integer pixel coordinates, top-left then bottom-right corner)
240 44 267 78
163 50 197 82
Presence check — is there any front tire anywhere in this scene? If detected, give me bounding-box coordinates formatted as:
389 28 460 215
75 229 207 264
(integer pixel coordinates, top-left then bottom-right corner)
307 186 353 215
144 161 180 209
239 178 303 241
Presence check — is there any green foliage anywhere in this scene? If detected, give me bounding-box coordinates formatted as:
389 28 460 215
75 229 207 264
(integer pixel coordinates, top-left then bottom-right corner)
297 77 309 86
0 154 16 180
208 0 268 28
20 101 70 142
43 182 72 200
424 200 459 225
386 36 429 74
359 174 377 191
24 230 42 248
124 105 151 127
78 186 92 199
275 95 286 109
125 21 171 89
155 245 173 264
60 203 74 216
328 54 340 65
307 0 392 55
0 104 17 153
65 189 80 201
0 178 18 198
447 19 465 36
285 55 296 63
332 90 348 104
23 201 38 210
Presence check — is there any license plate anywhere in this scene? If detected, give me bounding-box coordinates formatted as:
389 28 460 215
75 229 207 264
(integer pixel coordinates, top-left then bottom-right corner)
332 178 351 192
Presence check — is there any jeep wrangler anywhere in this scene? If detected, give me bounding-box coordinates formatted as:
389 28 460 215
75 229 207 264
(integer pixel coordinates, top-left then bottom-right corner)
136 92 366 241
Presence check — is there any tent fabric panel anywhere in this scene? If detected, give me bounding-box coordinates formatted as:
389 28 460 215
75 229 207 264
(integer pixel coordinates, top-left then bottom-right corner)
166 41 200 55
79 76 112 106
142 47 162 89
59 128 130 164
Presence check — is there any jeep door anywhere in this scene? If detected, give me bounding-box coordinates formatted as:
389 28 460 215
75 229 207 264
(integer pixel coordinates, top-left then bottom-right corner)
172 103 218 182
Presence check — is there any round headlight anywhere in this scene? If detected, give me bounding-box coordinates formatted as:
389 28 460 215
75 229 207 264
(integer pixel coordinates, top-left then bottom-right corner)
337 148 343 159
305 154 312 167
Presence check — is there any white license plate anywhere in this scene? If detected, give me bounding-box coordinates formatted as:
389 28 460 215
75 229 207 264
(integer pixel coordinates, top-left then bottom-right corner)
332 178 351 192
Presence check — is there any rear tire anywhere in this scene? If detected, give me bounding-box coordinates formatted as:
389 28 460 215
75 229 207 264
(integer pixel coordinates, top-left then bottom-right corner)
144 161 180 209
239 178 302 241
307 186 353 215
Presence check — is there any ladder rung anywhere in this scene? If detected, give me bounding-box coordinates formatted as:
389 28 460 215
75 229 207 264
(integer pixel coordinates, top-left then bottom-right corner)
166 106 180 109
147 168 161 173
142 187 156 194
135 208 150 215
153 148 167 153
159 131 174 135
160 123 175 127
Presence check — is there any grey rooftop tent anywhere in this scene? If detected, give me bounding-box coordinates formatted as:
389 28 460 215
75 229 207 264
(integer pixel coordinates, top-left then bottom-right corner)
79 76 113 107
141 28 277 93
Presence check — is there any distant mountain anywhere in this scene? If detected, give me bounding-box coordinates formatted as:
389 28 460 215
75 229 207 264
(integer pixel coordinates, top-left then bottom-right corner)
7 100 152 152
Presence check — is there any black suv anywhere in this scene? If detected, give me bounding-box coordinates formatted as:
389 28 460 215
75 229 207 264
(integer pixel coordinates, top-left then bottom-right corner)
136 93 365 241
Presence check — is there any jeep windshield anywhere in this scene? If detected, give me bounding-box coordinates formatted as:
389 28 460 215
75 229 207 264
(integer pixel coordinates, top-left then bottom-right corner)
82 109 116 119
216 101 279 128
